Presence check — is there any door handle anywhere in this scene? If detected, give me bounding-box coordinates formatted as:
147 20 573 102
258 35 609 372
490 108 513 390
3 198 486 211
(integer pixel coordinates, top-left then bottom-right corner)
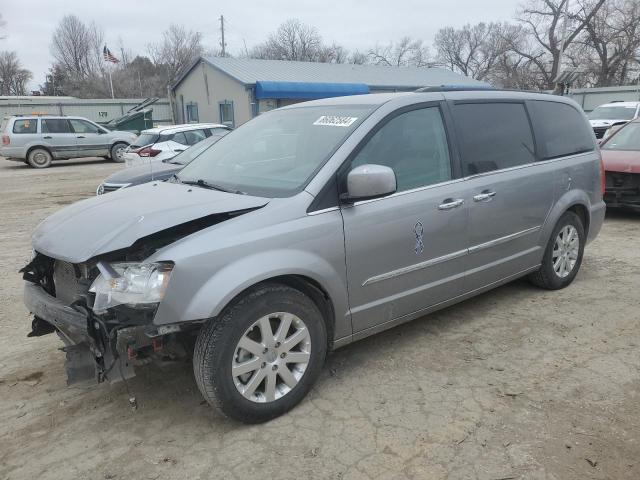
76 136 85 138
473 191 497 202
43 136 52 139
438 198 464 210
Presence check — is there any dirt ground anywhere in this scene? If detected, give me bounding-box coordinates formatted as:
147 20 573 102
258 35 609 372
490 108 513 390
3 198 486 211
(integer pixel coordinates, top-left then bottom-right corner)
0 157 638 480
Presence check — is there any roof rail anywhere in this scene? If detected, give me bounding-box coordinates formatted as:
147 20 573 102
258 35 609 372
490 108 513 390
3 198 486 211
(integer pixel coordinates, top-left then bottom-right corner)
414 84 496 93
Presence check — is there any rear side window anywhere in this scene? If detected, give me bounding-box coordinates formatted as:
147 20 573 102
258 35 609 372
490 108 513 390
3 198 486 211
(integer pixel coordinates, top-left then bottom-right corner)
453 102 536 175
182 129 207 145
529 101 595 159
42 119 71 134
13 119 37 134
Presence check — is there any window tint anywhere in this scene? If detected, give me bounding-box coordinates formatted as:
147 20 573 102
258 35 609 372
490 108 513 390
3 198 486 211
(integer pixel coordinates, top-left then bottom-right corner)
182 129 207 145
131 133 159 148
454 102 535 175
42 119 71 134
13 119 37 134
173 132 188 145
350 107 452 192
529 101 595 159
69 119 102 134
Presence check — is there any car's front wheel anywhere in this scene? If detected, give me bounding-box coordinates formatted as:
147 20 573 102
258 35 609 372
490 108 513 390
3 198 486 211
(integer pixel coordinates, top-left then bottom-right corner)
529 211 585 290
110 142 127 163
193 283 327 423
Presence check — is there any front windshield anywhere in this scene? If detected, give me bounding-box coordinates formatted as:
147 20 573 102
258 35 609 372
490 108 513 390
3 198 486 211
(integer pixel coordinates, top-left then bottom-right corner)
588 105 637 120
169 132 228 165
178 105 374 197
602 122 640 151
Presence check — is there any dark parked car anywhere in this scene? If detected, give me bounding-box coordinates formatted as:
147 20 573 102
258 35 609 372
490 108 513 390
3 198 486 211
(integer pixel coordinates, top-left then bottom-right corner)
96 130 230 195
600 119 640 211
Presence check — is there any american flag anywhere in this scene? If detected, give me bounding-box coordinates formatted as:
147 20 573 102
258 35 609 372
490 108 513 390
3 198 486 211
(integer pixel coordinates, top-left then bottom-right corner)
103 45 119 64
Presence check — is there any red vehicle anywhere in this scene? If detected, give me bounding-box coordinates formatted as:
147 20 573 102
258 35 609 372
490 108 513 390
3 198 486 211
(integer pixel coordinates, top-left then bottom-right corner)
600 119 640 211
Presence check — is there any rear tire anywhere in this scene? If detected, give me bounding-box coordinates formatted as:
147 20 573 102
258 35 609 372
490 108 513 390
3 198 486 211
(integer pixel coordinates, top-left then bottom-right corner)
529 211 585 290
27 148 52 168
193 283 327 423
110 142 127 163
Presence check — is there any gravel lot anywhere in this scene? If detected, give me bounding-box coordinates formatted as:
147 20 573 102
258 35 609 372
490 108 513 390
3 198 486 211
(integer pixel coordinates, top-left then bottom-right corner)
0 158 638 480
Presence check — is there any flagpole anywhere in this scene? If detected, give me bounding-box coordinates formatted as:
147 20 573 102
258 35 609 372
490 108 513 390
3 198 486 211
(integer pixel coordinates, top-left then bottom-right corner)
108 64 115 99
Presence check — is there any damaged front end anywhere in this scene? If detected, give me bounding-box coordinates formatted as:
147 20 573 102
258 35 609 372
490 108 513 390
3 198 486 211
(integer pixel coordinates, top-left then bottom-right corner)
21 252 194 387
20 211 251 387
605 171 640 211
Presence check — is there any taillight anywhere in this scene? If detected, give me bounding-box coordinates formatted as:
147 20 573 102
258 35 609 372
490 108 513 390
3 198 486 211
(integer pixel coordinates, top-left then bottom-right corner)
138 146 161 157
600 157 606 197
2 135 10 145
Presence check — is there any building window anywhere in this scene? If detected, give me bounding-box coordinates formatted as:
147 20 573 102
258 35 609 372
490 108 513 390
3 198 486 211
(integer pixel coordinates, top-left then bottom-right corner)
219 100 234 127
186 102 199 123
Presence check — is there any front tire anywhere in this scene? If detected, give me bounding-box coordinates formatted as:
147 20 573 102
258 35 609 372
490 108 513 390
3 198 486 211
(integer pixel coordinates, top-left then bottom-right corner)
110 142 127 163
193 283 327 423
27 148 52 168
529 211 585 290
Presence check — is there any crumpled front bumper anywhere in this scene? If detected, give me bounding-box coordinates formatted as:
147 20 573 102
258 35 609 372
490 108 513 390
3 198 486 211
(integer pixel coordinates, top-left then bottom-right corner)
23 282 136 386
24 282 89 345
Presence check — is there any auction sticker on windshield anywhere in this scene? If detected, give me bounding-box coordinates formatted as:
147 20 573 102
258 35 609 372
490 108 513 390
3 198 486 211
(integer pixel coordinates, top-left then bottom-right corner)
313 116 358 127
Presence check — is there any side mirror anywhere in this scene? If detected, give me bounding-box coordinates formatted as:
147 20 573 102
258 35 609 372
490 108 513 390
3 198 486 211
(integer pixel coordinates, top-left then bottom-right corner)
342 164 396 203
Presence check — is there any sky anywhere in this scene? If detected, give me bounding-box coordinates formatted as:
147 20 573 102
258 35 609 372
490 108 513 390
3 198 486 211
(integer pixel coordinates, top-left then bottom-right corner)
1 0 518 91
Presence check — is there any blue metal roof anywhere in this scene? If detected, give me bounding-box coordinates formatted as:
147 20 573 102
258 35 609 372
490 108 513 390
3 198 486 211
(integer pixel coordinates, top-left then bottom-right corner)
255 81 369 100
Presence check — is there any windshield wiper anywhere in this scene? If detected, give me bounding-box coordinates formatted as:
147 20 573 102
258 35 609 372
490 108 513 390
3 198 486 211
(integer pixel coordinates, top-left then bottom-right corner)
180 178 246 195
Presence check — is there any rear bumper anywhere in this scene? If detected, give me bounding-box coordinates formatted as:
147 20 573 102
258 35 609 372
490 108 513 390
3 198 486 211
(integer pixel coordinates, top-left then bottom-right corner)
0 146 26 159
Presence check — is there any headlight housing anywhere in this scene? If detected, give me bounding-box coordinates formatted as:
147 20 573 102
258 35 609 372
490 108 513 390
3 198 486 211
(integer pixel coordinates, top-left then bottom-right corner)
89 262 173 313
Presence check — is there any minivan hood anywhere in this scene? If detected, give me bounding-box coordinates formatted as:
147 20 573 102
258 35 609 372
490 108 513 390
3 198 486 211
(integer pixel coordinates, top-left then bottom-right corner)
33 182 269 263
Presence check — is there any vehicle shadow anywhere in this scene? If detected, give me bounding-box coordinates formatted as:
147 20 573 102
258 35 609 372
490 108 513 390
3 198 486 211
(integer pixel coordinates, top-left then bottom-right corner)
1 157 115 170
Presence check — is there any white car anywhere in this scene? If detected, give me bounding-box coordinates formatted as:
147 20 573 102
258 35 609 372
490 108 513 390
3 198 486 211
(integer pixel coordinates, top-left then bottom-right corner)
588 101 640 140
123 123 231 167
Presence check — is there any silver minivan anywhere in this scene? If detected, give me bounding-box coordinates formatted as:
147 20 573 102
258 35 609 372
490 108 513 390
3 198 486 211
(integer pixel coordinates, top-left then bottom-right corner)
1 115 136 168
22 90 605 423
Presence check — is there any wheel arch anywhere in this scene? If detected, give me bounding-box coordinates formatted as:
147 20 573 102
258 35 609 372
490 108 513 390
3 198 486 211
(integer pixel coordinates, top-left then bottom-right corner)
218 275 336 351
26 145 53 159
540 189 591 251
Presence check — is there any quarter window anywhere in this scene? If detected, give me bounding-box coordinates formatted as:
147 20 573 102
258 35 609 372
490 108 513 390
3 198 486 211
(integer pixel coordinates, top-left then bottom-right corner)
182 129 207 145
529 101 595 159
349 107 452 192
42 119 72 134
69 119 102 134
453 102 536 175
12 119 37 134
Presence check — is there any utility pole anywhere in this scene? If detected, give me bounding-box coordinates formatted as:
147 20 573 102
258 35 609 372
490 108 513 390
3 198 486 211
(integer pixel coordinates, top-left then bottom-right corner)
219 15 226 57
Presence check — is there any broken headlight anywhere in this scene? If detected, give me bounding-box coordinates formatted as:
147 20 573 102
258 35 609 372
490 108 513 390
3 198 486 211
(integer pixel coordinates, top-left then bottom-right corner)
89 262 173 313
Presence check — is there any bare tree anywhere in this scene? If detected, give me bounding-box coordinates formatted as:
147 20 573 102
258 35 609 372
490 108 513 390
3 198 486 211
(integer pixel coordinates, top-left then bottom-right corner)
51 15 104 81
577 0 640 86
249 19 348 63
434 23 519 81
367 37 431 67
0 51 32 95
511 0 606 89
148 24 203 83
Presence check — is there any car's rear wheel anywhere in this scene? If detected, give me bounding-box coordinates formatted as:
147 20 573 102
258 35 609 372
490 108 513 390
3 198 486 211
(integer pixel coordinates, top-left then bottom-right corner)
529 211 585 290
110 142 127 163
27 148 52 168
193 283 327 423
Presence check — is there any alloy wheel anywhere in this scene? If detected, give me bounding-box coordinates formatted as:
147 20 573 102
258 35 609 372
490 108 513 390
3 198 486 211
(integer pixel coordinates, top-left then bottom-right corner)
552 225 580 278
232 312 311 403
